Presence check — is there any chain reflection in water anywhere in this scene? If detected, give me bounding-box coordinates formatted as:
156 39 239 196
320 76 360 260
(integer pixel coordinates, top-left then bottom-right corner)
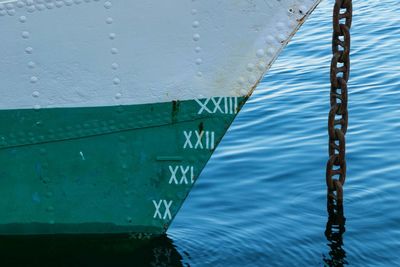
323 197 347 266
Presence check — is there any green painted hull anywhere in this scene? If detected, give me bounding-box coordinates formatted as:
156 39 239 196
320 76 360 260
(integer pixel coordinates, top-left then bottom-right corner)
0 97 245 235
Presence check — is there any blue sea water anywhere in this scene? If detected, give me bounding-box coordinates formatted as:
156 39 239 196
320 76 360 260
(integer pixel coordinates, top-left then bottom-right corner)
170 0 400 266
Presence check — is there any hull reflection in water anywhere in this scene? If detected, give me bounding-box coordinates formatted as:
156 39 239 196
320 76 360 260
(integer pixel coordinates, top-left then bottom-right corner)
0 235 183 267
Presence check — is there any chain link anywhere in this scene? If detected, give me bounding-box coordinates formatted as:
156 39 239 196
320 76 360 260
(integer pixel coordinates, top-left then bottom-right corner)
326 0 352 204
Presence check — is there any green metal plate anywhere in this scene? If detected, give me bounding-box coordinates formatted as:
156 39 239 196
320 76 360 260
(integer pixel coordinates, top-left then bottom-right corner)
0 97 245 235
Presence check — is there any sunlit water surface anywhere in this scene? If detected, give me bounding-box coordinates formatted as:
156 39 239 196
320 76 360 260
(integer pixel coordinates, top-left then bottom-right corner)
169 0 400 266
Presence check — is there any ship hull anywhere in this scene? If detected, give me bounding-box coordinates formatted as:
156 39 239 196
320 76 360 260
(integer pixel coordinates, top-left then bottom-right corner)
0 98 243 235
0 0 321 234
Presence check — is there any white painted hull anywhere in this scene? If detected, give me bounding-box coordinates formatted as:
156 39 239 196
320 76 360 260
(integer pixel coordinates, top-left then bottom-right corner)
0 0 321 110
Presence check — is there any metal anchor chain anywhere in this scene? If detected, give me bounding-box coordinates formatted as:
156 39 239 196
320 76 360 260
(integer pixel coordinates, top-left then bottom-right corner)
326 0 353 205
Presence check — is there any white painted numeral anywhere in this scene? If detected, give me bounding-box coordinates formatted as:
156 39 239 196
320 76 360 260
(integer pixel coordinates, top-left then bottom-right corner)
169 165 195 185
195 97 238 114
195 98 212 114
152 200 173 220
183 131 193 149
183 130 215 150
194 130 204 149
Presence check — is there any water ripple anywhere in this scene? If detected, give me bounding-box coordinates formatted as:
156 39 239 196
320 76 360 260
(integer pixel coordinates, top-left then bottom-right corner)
170 0 400 266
